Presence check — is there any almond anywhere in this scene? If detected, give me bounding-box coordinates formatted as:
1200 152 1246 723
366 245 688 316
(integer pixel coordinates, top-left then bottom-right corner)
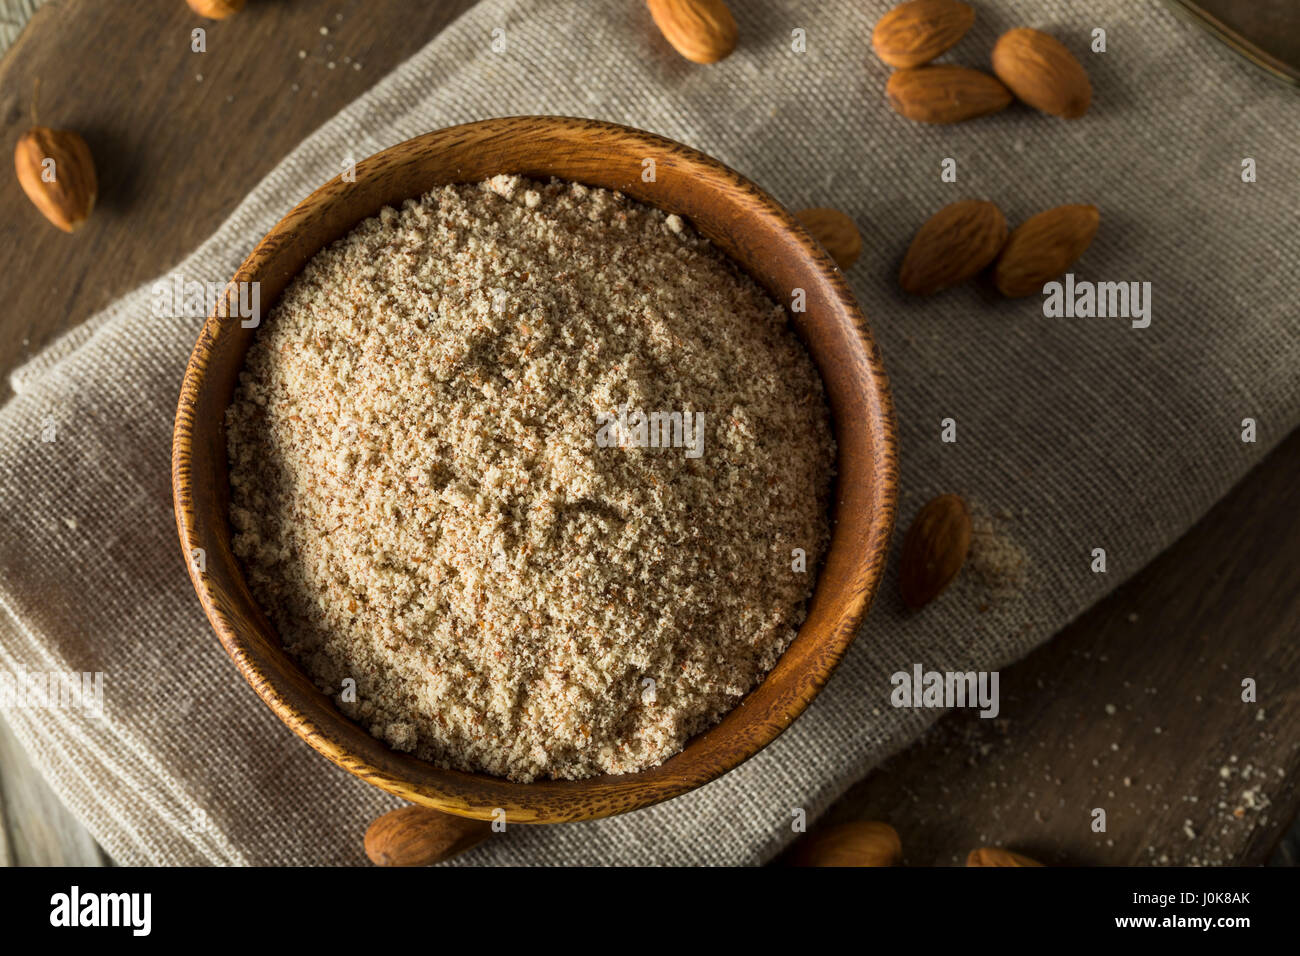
792 821 902 867
186 0 245 18
14 126 97 233
872 0 975 69
967 847 1045 867
991 28 1091 119
646 0 738 64
886 66 1013 124
796 207 862 270
899 493 970 609
364 805 492 866
993 204 1099 298
899 200 1007 295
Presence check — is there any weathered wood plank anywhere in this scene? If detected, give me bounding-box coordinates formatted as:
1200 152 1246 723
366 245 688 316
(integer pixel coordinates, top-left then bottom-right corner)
0 717 104 866
0 0 477 395
790 428 1300 866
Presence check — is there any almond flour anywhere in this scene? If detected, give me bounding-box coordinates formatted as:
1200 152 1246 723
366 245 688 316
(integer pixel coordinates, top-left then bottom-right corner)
227 175 834 782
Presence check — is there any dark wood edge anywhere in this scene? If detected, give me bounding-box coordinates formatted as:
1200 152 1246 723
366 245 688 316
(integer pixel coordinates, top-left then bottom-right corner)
1161 0 1300 86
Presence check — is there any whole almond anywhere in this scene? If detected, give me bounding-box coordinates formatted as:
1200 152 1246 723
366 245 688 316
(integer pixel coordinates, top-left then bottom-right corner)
186 0 245 18
14 127 97 233
796 207 862 270
364 805 492 866
900 200 1007 295
886 66 1013 124
646 0 738 64
991 28 1091 119
792 821 902 867
899 493 971 609
993 204 1100 298
967 847 1045 867
872 0 975 69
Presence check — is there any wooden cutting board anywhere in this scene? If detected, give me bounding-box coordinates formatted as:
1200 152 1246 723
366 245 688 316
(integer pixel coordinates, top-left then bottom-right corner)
0 0 1296 867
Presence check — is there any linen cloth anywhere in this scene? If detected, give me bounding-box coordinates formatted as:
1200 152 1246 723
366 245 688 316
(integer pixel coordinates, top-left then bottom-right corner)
1 0 1297 865
0 0 42 58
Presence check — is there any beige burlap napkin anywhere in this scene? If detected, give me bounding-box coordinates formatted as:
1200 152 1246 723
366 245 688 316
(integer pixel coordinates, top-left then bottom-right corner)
1 0 1297 865
0 0 42 58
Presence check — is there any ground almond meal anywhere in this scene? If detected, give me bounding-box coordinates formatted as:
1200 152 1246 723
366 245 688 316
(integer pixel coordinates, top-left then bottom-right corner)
227 174 835 782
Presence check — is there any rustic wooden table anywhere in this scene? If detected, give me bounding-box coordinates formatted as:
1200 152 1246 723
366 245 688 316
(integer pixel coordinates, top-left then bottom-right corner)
0 0 1295 866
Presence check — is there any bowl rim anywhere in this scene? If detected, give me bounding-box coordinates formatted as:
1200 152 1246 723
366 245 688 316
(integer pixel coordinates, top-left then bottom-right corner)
172 115 897 823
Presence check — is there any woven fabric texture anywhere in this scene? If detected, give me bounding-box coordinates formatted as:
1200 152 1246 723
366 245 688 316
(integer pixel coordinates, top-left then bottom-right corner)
0 0 42 58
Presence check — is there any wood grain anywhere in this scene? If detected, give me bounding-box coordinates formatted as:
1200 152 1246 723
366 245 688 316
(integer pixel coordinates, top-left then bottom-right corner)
0 0 477 399
0 718 106 866
788 427 1300 866
1164 0 1300 85
172 116 899 825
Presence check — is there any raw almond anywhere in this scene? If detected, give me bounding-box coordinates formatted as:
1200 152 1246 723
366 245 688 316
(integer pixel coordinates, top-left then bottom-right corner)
899 199 1007 295
886 66 1013 124
899 493 971 609
796 207 862 270
14 126 97 233
967 847 1045 867
991 27 1091 119
186 0 245 18
993 203 1099 298
792 821 902 867
646 0 738 64
872 0 975 69
364 805 492 866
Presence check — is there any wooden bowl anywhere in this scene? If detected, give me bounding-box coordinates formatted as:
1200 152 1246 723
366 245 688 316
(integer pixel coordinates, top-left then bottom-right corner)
172 116 897 829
